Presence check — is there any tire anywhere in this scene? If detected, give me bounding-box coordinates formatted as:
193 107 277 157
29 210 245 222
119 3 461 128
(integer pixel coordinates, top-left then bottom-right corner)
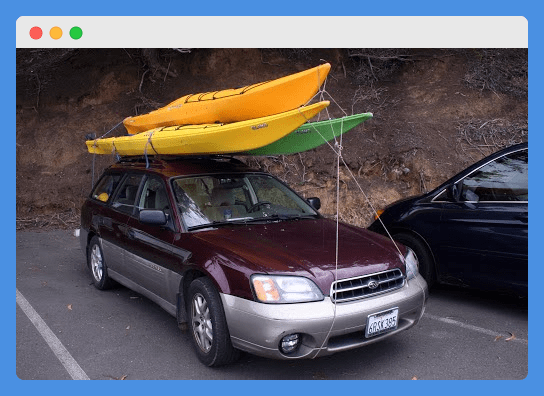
394 233 436 288
87 236 114 290
187 277 239 367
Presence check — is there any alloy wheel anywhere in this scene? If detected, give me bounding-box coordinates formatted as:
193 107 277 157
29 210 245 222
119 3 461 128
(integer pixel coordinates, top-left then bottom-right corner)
191 293 213 353
90 244 103 282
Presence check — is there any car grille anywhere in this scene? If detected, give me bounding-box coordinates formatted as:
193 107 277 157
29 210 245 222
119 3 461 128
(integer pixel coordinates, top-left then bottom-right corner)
330 268 405 303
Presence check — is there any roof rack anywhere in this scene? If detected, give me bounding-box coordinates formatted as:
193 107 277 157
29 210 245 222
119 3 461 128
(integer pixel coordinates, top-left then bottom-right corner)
116 154 245 165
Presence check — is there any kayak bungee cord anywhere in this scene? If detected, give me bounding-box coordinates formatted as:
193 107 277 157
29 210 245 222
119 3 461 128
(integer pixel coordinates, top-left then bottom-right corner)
182 81 270 104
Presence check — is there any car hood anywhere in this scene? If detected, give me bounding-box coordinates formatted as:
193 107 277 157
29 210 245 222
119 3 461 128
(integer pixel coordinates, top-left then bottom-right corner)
192 218 406 293
385 194 423 210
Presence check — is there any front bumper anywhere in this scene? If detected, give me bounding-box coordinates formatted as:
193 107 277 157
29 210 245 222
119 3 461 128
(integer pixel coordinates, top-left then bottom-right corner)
221 274 428 360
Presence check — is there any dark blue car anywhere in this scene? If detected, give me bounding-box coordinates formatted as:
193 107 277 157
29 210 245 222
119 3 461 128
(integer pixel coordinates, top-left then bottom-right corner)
368 142 528 295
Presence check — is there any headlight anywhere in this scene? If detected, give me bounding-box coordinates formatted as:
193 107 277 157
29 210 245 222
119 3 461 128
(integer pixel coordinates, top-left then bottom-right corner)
404 248 419 280
251 275 324 303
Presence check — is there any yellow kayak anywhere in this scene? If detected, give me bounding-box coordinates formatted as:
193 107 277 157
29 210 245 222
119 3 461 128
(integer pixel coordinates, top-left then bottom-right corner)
123 63 331 134
87 101 330 156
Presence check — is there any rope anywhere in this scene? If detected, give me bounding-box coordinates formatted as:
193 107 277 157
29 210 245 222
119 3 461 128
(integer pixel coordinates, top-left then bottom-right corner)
301 73 427 356
91 146 96 188
91 120 124 188
307 67 344 357
143 130 157 168
316 139 342 356
98 120 124 139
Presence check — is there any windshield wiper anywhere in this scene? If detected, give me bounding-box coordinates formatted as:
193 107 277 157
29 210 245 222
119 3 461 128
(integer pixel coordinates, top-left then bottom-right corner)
250 213 317 222
188 214 317 231
188 221 243 231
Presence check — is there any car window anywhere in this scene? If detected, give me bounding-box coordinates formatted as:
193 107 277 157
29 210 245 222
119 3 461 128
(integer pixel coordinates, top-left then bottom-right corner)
111 174 144 214
460 149 528 202
138 176 171 215
172 174 317 229
91 173 122 203
249 176 302 211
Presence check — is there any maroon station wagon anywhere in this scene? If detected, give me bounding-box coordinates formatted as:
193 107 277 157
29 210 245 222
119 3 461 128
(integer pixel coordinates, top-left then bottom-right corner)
80 156 428 366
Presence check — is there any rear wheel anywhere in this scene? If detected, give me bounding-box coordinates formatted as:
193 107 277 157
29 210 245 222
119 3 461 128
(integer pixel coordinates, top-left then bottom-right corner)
188 277 239 366
87 236 114 290
394 233 436 287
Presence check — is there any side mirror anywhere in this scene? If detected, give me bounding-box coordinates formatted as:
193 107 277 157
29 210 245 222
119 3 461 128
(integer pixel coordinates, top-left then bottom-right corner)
307 197 321 211
446 184 460 202
139 209 168 226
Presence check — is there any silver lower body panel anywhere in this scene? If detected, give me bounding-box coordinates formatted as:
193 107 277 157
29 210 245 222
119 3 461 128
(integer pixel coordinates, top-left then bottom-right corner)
221 275 428 360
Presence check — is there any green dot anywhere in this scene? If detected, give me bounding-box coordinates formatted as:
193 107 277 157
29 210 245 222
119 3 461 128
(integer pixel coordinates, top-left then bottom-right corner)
70 26 83 40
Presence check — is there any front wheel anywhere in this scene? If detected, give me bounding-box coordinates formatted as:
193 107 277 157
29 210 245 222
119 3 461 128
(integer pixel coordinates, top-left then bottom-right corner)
87 236 114 290
188 277 239 366
394 233 436 288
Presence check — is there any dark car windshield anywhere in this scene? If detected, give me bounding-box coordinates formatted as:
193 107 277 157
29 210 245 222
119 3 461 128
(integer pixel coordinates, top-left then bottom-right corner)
171 174 318 230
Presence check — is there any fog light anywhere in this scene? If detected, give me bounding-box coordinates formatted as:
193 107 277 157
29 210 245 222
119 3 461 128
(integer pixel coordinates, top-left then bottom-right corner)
280 334 301 354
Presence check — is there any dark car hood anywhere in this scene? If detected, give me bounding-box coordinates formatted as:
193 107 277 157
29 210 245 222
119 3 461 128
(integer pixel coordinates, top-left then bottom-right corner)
385 194 423 210
193 218 405 292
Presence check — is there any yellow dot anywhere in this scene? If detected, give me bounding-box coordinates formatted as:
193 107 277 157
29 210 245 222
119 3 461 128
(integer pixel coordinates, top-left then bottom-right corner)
50 27 63 40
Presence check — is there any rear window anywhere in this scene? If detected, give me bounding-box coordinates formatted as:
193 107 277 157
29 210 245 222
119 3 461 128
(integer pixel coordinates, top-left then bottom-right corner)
91 173 122 203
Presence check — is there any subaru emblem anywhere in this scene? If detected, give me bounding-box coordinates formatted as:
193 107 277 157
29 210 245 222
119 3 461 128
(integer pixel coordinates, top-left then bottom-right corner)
368 280 379 289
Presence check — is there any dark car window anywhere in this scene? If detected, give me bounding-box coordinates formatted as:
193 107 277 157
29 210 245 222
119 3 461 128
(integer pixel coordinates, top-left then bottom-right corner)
111 174 144 214
460 149 528 202
91 173 122 203
138 176 171 214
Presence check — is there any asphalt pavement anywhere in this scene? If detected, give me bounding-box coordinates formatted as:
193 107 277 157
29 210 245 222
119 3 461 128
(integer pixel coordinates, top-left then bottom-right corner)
15 230 528 380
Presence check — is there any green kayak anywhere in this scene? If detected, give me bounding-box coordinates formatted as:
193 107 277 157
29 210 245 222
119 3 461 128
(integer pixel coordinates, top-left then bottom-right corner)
245 112 373 156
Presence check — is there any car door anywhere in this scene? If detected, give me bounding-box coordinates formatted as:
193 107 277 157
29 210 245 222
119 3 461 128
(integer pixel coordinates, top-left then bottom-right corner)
99 173 144 274
124 175 184 307
436 148 528 292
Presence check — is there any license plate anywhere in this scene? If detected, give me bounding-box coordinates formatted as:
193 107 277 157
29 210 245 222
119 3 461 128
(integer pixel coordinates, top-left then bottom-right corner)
365 308 399 338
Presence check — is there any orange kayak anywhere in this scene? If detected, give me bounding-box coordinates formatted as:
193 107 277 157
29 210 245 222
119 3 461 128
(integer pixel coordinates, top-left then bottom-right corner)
123 63 331 134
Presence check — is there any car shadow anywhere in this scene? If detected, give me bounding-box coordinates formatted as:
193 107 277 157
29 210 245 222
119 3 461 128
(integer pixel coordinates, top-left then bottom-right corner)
430 283 527 311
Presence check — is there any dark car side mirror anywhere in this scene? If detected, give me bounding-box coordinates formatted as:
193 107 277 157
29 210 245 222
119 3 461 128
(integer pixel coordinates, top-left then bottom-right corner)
307 197 321 211
139 209 168 226
446 184 460 202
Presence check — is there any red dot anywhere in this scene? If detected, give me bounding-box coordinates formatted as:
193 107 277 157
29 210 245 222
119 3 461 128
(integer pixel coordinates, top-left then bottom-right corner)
30 26 43 40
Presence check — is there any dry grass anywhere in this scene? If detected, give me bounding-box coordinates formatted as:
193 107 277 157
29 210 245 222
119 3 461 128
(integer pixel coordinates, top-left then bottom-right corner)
348 49 414 86
461 49 528 98
455 118 528 162
16 211 80 231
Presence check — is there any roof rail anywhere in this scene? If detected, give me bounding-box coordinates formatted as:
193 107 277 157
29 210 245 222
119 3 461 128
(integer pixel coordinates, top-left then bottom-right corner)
116 154 245 165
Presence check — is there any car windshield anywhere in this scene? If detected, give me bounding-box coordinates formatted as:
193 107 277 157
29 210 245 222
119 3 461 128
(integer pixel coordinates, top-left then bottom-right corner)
171 174 318 230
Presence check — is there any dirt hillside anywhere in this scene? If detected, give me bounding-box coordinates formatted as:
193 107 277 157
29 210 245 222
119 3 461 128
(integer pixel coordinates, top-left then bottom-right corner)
16 48 528 230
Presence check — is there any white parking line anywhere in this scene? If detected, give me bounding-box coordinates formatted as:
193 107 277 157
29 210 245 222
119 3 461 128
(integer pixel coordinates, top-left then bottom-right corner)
16 289 90 380
424 313 528 344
